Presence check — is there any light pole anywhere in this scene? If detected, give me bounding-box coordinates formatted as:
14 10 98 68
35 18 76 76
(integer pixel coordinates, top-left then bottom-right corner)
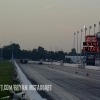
77 31 79 63
80 29 83 60
89 26 91 35
84 26 87 66
11 41 14 65
94 24 96 35
73 33 75 63
84 26 87 40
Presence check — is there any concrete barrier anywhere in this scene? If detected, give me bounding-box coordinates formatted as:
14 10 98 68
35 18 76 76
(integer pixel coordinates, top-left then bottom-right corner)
78 64 85 69
14 61 47 100
64 63 78 67
85 66 100 70
28 61 100 70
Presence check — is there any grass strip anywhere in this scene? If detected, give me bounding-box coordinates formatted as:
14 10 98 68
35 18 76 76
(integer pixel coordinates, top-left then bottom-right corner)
0 60 21 99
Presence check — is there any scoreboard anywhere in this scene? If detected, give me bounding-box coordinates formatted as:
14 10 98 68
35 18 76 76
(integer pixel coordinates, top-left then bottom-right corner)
83 47 99 52
83 42 99 53
82 34 100 66
83 36 98 54
83 42 99 46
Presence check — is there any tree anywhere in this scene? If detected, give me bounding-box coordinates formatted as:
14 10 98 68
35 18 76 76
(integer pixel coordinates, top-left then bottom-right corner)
47 51 55 60
3 45 12 59
37 46 46 60
31 49 38 60
12 43 21 59
57 51 65 60
2 43 83 60
3 43 21 59
68 48 77 56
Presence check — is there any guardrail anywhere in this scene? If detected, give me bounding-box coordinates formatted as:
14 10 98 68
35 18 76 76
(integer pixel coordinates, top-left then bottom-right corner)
14 61 47 100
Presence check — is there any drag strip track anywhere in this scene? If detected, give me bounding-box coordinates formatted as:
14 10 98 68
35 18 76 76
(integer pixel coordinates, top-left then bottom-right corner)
18 63 100 100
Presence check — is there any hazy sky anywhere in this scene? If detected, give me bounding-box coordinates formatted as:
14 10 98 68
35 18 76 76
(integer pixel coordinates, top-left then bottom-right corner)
0 0 100 52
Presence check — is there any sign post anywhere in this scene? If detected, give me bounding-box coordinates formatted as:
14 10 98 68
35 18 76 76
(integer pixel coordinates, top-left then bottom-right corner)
96 32 100 66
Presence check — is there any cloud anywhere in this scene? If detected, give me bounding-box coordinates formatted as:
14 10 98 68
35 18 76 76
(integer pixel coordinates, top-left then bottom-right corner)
42 4 56 10
36 4 57 12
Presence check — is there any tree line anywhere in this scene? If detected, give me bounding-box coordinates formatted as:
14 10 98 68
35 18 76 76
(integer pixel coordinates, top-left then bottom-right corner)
0 43 84 61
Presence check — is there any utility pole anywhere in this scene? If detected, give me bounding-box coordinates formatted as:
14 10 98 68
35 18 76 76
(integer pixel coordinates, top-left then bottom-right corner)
73 33 75 63
80 29 83 60
84 26 87 66
11 41 14 65
89 26 91 35
94 24 96 34
77 31 79 63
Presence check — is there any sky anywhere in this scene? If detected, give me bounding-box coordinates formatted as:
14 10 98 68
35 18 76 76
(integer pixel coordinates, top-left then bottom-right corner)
0 0 100 52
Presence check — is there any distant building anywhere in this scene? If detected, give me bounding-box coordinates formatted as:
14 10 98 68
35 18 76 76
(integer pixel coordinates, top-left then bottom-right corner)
65 56 85 63
65 56 100 65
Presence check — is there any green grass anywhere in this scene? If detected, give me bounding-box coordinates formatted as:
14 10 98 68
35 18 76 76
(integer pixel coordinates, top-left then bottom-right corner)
0 60 21 99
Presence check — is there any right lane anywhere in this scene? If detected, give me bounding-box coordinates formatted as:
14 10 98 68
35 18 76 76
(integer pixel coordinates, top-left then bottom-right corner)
18 63 100 100
41 63 100 80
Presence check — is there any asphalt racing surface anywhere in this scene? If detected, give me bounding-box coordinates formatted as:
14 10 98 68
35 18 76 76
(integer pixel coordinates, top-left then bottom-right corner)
18 62 100 100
